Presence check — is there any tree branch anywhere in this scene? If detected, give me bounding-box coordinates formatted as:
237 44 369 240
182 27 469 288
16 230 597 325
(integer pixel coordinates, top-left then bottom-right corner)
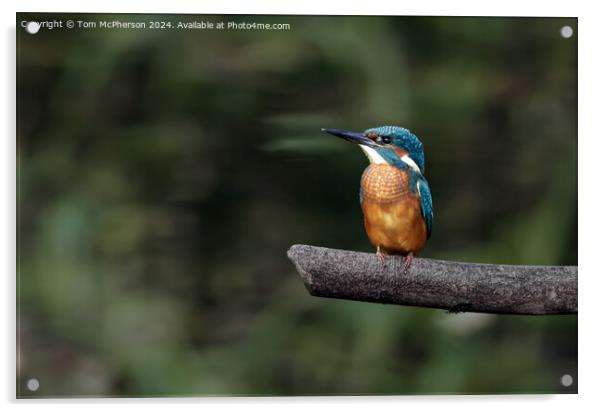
287 244 577 315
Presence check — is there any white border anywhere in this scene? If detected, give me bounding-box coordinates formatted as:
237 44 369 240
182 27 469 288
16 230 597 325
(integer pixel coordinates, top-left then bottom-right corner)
3 1 600 411
7 0 582 16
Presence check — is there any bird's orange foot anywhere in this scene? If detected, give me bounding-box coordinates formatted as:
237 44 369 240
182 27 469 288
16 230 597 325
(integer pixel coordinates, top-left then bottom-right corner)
376 246 386 265
402 252 414 274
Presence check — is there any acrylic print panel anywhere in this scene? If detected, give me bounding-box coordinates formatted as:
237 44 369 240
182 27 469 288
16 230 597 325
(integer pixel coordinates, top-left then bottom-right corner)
16 13 577 397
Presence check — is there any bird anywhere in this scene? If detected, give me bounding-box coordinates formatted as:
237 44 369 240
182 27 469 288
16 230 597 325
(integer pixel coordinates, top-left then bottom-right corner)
322 125 433 271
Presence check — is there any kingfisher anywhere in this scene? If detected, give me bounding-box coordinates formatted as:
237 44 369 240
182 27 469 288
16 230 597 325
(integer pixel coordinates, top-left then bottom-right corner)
322 126 433 270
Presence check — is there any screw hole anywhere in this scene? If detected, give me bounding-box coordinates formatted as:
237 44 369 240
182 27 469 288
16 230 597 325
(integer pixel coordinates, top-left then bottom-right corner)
560 374 573 387
27 378 40 392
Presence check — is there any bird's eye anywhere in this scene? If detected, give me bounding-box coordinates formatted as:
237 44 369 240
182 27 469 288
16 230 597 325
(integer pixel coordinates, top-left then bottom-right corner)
381 136 391 144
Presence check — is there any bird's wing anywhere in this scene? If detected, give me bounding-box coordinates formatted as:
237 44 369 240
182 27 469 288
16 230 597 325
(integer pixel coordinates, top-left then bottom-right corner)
417 176 433 239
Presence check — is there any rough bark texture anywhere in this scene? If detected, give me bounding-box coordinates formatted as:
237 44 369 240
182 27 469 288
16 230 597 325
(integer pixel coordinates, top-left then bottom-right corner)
287 244 577 315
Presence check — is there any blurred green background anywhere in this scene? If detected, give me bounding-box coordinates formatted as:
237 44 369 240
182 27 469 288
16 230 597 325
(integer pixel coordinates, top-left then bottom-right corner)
17 14 577 397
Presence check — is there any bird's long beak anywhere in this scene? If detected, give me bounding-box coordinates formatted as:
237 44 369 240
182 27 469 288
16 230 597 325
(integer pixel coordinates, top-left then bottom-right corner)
322 128 376 147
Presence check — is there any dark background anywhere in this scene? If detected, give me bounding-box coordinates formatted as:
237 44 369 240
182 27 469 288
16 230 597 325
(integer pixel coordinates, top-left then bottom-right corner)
17 14 577 396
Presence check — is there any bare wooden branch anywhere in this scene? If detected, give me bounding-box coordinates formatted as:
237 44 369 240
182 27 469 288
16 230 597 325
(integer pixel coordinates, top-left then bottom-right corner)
287 244 577 315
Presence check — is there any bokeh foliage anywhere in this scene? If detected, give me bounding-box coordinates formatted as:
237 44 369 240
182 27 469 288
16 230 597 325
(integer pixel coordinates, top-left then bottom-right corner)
17 14 577 396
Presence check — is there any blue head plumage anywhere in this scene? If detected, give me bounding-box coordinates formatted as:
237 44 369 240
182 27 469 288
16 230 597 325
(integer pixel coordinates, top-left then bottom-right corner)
363 126 425 174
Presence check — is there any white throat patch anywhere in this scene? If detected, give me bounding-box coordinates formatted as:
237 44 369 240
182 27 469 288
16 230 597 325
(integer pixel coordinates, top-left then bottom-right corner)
359 145 422 174
359 145 387 164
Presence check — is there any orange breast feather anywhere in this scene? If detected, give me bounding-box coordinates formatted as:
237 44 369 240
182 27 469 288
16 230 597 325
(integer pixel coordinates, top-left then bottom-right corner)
360 164 427 255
